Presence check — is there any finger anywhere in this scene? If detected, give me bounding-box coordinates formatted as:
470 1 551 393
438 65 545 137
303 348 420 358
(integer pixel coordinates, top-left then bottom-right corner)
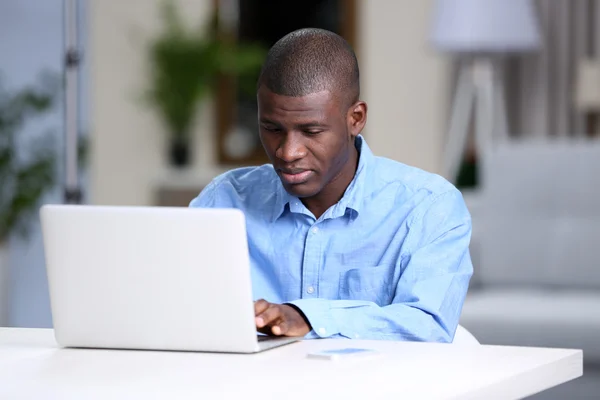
256 317 284 336
255 304 282 328
257 326 275 335
254 299 270 316
271 320 289 336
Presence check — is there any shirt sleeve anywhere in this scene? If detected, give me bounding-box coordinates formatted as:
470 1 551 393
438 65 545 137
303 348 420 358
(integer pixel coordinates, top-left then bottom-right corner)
189 180 219 208
288 189 473 342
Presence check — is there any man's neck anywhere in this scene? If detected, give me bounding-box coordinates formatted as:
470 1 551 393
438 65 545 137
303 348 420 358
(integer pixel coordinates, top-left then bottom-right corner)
302 147 359 220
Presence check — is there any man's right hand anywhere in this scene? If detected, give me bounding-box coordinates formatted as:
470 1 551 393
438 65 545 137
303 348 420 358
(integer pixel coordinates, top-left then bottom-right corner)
254 299 311 337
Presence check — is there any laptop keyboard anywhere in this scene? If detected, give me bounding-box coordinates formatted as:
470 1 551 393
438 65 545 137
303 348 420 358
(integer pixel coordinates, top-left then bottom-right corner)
256 335 299 350
257 335 277 342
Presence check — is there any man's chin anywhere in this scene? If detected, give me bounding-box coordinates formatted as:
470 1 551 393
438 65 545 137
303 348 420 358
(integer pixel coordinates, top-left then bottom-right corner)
281 181 320 198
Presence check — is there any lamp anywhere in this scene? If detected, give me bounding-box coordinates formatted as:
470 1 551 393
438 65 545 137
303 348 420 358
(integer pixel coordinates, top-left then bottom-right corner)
430 0 541 183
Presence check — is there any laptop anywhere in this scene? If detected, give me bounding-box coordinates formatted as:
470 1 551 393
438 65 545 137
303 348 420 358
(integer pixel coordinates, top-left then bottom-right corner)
39 204 299 353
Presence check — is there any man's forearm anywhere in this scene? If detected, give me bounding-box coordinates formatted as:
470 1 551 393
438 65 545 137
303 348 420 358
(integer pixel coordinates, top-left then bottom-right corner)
287 298 456 342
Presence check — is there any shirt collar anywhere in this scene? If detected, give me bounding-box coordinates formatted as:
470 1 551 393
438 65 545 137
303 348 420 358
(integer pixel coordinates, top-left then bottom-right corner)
271 134 373 222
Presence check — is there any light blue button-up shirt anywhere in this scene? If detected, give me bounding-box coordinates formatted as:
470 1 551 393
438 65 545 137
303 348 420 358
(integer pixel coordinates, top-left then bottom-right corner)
190 136 473 342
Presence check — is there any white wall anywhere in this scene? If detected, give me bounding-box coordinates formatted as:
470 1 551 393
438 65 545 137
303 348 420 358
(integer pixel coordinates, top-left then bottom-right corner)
89 0 450 206
358 0 450 174
89 0 217 206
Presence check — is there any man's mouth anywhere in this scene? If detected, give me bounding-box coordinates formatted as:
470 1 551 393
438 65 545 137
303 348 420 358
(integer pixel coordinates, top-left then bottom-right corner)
278 168 313 185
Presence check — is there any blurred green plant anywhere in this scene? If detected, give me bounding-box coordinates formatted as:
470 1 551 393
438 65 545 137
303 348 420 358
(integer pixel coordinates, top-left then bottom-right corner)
0 72 60 242
144 0 266 166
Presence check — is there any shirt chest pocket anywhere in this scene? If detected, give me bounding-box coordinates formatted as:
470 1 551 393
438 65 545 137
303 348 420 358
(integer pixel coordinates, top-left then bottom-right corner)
338 265 395 306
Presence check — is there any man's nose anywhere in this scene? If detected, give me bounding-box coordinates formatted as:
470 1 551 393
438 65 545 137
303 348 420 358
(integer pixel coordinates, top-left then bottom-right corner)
275 133 307 163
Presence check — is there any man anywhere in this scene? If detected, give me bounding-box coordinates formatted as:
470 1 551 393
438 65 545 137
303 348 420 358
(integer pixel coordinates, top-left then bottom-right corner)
190 28 473 342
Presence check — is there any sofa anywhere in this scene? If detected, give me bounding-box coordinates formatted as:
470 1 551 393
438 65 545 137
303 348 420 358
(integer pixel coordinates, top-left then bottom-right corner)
459 138 600 399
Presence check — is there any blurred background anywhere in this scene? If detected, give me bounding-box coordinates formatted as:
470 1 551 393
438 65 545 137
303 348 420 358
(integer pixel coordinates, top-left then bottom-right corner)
1 0 599 398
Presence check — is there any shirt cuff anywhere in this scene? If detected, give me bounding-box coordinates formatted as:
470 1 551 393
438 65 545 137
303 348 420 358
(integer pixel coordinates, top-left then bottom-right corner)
286 298 339 339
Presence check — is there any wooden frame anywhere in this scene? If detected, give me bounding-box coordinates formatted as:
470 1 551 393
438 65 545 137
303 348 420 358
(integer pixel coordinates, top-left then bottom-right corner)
212 0 358 166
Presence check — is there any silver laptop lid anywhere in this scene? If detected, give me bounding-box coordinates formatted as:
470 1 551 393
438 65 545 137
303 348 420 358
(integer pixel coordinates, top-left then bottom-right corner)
40 205 259 353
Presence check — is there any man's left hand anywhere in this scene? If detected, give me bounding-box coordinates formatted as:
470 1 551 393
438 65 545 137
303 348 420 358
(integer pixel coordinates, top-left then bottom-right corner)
254 299 311 337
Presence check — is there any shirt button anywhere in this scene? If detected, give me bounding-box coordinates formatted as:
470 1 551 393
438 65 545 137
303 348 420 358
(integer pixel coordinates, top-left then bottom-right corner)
311 227 319 234
306 286 315 294
318 328 327 335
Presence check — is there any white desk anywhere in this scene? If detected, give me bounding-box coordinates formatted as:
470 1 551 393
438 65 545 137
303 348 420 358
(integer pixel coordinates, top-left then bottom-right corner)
0 328 582 399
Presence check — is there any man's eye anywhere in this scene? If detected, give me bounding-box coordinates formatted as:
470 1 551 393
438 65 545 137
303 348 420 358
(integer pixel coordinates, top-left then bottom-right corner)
263 126 281 132
305 130 323 135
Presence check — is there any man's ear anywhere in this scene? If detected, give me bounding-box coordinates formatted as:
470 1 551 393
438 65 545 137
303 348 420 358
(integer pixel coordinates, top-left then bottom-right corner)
348 100 367 139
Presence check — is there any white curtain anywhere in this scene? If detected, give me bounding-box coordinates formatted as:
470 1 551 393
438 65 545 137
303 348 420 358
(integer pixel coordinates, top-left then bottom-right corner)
506 0 599 138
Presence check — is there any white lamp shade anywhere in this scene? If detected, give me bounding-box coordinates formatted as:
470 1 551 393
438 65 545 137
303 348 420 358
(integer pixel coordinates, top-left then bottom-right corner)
574 59 600 111
431 0 541 53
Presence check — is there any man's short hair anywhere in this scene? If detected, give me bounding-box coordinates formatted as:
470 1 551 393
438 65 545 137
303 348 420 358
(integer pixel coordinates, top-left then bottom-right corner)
257 28 360 107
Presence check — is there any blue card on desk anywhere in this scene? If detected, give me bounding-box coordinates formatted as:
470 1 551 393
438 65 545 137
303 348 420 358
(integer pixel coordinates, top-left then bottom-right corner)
307 347 378 361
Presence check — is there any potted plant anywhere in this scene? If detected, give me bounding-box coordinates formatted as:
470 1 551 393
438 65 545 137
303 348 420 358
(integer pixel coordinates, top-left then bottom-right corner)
144 1 266 167
0 72 59 326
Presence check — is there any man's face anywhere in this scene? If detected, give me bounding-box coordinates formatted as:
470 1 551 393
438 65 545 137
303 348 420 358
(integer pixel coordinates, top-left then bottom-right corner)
257 87 365 198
